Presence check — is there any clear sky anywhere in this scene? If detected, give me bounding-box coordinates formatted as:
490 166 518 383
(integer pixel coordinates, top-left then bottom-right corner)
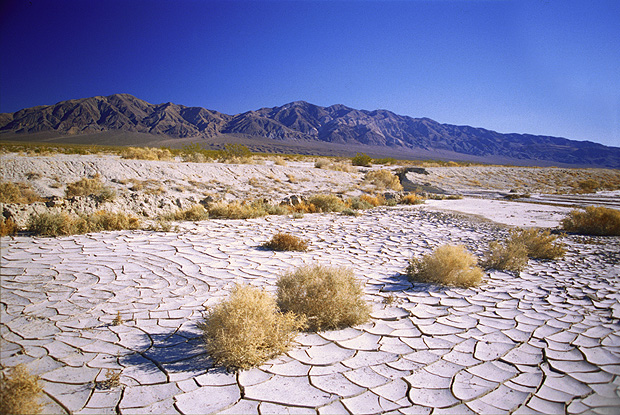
1 0 619 147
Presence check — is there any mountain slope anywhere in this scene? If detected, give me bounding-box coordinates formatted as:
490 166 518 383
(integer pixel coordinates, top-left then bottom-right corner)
1 94 618 167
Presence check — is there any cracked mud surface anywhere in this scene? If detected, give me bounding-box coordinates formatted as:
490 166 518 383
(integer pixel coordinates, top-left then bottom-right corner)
2 205 619 414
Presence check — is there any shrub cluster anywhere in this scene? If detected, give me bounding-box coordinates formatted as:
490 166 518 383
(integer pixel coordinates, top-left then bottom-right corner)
364 170 403 191
0 217 18 237
166 205 210 221
0 364 43 415
351 153 372 167
120 147 173 161
207 200 286 219
200 285 306 370
407 245 483 287
483 228 565 273
277 265 370 331
0 182 42 204
561 206 620 236
262 233 309 251
400 193 425 205
27 211 140 236
65 175 115 201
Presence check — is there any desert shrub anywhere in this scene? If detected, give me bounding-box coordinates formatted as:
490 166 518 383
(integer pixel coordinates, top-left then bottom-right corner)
347 197 374 210
0 182 42 204
277 264 370 331
0 217 18 237
510 228 565 259
351 153 372 167
65 175 115 200
167 205 210 221
314 159 330 169
307 194 346 213
561 206 620 236
373 157 397 165
400 193 425 205
120 146 173 161
341 208 359 216
364 170 403 191
0 364 44 415
218 144 252 161
406 245 483 288
200 285 306 370
314 159 356 173
262 233 309 251
359 194 385 207
483 240 529 273
28 212 87 236
575 179 599 193
87 211 141 232
207 200 286 219
274 156 287 166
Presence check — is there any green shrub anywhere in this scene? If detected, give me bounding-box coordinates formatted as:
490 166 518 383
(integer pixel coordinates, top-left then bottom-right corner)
200 285 306 370
561 206 620 236
262 233 309 251
277 264 370 331
347 197 374 210
407 245 483 288
351 153 372 167
0 364 43 415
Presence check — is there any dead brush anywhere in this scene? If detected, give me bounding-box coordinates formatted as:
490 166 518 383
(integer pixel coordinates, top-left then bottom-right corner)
200 285 306 370
276 264 370 332
400 193 426 205
307 194 346 213
407 245 483 288
0 217 18 237
262 233 309 251
28 211 140 236
0 364 44 414
510 228 565 259
65 174 115 201
87 211 141 232
120 146 173 161
0 182 43 204
561 206 620 236
364 170 403 191
483 240 529 273
167 205 210 221
359 194 386 207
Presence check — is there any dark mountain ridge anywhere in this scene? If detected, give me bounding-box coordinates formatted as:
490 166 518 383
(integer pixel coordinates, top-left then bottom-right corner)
1 93 618 168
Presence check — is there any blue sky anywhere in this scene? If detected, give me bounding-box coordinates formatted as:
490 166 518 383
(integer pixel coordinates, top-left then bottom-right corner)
1 0 619 147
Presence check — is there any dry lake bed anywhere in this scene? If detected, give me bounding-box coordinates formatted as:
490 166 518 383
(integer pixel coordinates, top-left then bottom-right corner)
1 154 619 414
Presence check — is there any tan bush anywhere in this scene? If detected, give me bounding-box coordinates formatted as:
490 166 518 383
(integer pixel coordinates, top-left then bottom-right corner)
167 205 209 221
400 193 425 205
307 194 346 213
277 264 370 331
407 245 483 287
483 240 529 273
87 211 141 232
561 206 620 236
66 175 115 200
263 233 309 251
121 147 173 161
0 364 44 415
0 217 18 237
200 285 306 370
207 199 287 219
28 211 140 236
359 194 386 207
509 228 565 259
0 182 42 204
364 170 403 191
347 197 374 210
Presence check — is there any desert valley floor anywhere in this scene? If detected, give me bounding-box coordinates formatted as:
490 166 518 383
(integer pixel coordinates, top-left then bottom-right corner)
1 154 619 414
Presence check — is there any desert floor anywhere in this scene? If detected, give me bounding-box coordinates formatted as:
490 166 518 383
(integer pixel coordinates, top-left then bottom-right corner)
1 154 619 414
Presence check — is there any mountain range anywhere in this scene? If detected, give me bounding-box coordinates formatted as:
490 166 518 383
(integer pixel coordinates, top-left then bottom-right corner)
1 93 618 168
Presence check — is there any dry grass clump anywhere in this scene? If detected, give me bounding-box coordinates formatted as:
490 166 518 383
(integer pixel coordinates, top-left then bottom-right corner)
262 233 309 251
120 146 173 161
364 170 403 191
276 264 370 331
407 245 483 288
510 228 565 259
347 197 374 210
167 205 210 221
561 206 620 236
359 194 385 207
314 158 357 173
0 364 44 415
483 240 529 273
0 182 43 204
207 200 286 219
27 211 140 236
307 194 346 213
65 175 115 200
400 193 426 205
200 285 306 370
1 217 18 237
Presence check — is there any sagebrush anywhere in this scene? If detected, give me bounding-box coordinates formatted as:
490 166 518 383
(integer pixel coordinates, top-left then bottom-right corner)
277 264 370 331
483 240 529 273
0 364 44 415
27 211 140 236
364 170 403 191
200 285 306 370
0 217 18 237
0 182 42 204
510 228 565 259
561 206 620 236
65 175 115 200
262 233 309 251
407 245 483 287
